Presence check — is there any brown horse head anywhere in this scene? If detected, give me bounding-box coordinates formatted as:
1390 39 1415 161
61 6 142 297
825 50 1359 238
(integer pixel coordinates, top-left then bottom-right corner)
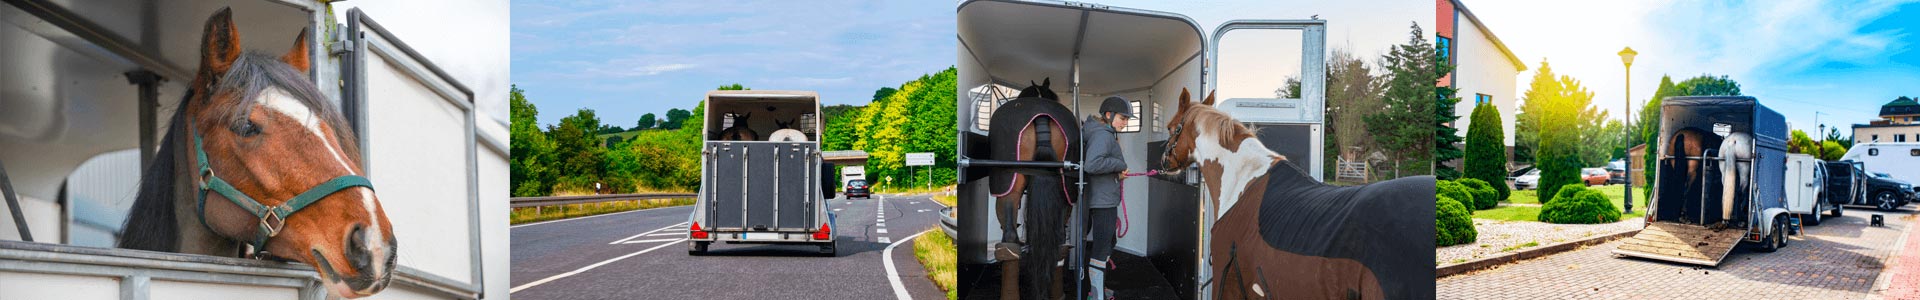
186 8 395 297
1159 88 1220 173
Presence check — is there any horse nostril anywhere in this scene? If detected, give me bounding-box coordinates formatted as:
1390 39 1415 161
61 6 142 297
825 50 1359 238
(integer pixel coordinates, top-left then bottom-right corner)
346 225 372 275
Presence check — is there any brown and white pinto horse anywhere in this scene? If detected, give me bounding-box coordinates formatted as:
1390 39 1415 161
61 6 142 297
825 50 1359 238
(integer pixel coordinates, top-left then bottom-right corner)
986 78 1080 300
1159 89 1432 299
119 8 396 298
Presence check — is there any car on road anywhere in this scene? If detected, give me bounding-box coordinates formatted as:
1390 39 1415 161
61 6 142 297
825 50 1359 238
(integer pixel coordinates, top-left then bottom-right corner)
1863 172 1914 211
845 179 871 199
1513 169 1540 190
1581 168 1609 186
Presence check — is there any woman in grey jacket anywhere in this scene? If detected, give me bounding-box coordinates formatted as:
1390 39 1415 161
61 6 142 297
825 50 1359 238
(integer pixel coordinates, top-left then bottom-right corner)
1081 96 1133 300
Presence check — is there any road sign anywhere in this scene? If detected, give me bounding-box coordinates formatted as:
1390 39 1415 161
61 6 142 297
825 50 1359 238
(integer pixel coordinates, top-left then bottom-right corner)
906 152 936 166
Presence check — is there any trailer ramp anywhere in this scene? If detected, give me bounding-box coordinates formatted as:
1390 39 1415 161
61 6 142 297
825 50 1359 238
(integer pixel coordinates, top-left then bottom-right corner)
1613 223 1745 266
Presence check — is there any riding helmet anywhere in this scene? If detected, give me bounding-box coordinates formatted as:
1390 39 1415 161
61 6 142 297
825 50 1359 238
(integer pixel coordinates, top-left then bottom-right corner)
1100 96 1135 119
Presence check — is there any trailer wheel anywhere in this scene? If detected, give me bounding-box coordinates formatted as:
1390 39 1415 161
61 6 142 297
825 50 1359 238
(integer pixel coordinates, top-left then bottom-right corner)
689 241 710 255
1760 217 1783 253
1779 215 1791 247
819 241 837 257
1879 191 1899 211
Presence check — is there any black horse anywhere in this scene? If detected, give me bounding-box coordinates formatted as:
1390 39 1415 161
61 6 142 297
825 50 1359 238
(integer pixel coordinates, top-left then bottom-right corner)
985 78 1082 299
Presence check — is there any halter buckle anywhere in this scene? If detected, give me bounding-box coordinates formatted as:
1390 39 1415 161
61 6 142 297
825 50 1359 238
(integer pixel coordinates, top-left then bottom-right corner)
260 211 285 238
198 169 213 190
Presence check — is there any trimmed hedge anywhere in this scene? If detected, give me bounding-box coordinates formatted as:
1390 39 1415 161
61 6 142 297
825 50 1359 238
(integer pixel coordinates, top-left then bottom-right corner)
1464 102 1511 202
1437 180 1476 210
1539 184 1621 224
1457 178 1499 209
1437 194 1477 246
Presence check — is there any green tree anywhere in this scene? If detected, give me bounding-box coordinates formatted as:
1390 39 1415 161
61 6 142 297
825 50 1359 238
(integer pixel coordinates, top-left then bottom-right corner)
548 109 607 191
661 108 691 130
1637 75 1679 197
1365 23 1441 177
509 85 558 196
1465 102 1510 201
1525 58 1600 203
636 113 657 130
1676 75 1742 96
1788 129 1816 154
1436 83 1465 179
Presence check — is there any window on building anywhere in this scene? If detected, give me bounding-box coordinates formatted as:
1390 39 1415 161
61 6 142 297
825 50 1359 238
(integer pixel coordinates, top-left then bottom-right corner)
1900 134 1909 143
1437 36 1452 62
1873 134 1881 142
1476 94 1492 105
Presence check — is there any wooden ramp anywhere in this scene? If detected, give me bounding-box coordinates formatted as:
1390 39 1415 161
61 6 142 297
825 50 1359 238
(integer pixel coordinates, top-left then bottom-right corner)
1613 223 1746 266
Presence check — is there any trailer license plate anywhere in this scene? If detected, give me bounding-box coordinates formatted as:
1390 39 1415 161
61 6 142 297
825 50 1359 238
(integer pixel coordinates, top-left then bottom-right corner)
745 232 779 240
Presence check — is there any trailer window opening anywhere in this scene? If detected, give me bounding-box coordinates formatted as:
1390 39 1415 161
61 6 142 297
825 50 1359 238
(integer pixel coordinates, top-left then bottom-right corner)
800 113 817 134
1118 100 1142 133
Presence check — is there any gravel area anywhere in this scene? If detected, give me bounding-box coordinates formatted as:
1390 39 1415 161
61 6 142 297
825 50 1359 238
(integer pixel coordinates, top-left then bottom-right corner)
1437 218 1645 265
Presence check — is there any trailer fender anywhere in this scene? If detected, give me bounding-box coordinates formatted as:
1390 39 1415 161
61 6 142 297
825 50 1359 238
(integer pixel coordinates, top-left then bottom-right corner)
1759 207 1791 235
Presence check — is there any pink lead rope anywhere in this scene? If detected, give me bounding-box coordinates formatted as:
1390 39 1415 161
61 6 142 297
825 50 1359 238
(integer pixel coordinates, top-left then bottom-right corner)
1102 169 1158 271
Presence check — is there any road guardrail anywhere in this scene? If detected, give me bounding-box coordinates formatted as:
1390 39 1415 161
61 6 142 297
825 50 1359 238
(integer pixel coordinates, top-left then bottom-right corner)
510 193 696 208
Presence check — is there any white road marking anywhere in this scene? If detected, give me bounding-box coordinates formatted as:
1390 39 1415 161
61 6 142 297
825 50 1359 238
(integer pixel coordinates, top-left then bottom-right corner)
834 208 843 212
878 223 885 227
877 228 888 234
645 232 681 237
884 230 931 300
878 237 891 243
910 202 919 204
917 209 930 213
620 238 684 244
610 222 689 244
511 237 686 294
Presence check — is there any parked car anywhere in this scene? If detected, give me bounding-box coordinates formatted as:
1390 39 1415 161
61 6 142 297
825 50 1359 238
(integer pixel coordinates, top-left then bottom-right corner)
845 179 871 199
1581 168 1609 186
1513 169 1541 190
1606 160 1629 184
1823 160 1865 214
1863 172 1914 211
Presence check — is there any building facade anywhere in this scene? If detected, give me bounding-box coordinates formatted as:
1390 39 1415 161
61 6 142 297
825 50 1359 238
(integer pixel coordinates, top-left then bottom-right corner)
1439 0 1526 146
1855 97 1920 144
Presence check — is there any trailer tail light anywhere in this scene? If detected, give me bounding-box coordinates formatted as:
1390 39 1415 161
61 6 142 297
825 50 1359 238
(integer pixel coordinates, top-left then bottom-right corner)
690 222 708 239
813 223 832 240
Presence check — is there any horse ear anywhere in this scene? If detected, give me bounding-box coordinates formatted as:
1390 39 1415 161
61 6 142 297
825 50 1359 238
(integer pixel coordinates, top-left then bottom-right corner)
1202 90 1217 106
1179 88 1192 107
198 7 242 78
282 28 311 74
1042 78 1051 88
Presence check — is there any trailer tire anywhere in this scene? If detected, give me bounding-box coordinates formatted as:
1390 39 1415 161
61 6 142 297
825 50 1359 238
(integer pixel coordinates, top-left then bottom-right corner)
690 241 710 255
1779 215 1791 247
819 241 837 257
1760 218 1783 253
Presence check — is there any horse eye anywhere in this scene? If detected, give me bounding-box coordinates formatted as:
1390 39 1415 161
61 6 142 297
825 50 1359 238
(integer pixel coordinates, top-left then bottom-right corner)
237 121 262 137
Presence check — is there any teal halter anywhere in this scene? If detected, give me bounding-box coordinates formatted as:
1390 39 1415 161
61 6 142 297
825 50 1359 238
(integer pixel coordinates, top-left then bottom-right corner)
192 126 373 257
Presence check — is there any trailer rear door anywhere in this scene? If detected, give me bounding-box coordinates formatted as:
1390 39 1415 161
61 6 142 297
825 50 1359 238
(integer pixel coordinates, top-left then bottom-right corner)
705 142 817 231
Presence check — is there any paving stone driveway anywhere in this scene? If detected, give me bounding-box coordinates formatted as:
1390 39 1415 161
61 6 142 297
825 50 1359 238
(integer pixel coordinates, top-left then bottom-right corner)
1438 207 1918 300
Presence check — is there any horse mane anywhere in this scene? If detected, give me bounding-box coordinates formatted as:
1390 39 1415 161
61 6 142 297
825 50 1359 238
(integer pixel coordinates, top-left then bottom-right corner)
1181 103 1260 153
120 51 354 251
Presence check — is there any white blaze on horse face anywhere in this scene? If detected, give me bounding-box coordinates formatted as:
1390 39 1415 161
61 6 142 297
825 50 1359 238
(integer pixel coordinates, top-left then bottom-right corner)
1190 119 1280 219
258 88 389 277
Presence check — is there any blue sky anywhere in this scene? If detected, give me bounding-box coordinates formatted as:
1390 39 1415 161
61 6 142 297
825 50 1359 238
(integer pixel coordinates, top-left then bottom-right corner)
512 0 955 128
1465 0 1920 136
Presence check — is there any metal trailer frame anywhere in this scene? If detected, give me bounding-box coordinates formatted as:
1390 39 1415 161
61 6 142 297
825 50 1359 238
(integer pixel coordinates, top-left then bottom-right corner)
0 2 493 299
1650 96 1790 243
955 1 1328 298
687 91 836 251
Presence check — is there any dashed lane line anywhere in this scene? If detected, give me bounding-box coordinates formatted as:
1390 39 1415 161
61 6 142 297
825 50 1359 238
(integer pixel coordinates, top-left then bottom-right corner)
512 237 687 293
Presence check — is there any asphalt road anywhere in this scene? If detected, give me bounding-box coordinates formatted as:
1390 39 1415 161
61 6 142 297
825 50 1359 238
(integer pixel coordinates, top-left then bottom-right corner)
509 194 948 299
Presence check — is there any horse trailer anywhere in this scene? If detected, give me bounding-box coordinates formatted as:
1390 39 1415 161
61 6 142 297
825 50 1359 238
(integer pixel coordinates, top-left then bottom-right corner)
955 1 1326 298
686 90 838 256
1615 96 1792 266
0 1 508 299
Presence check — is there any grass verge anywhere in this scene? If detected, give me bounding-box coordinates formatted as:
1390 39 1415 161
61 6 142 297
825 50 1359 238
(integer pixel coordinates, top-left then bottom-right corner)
509 198 695 225
914 228 958 300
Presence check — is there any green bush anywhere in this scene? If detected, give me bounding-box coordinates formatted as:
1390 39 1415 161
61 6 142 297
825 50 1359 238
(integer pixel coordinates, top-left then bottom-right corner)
1549 183 1589 204
1538 185 1621 224
1437 194 1477 246
1464 102 1511 201
1437 180 1476 210
1456 178 1499 209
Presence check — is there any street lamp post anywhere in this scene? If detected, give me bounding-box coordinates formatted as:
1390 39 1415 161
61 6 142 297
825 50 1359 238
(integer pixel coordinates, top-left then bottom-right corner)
1620 47 1637 214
